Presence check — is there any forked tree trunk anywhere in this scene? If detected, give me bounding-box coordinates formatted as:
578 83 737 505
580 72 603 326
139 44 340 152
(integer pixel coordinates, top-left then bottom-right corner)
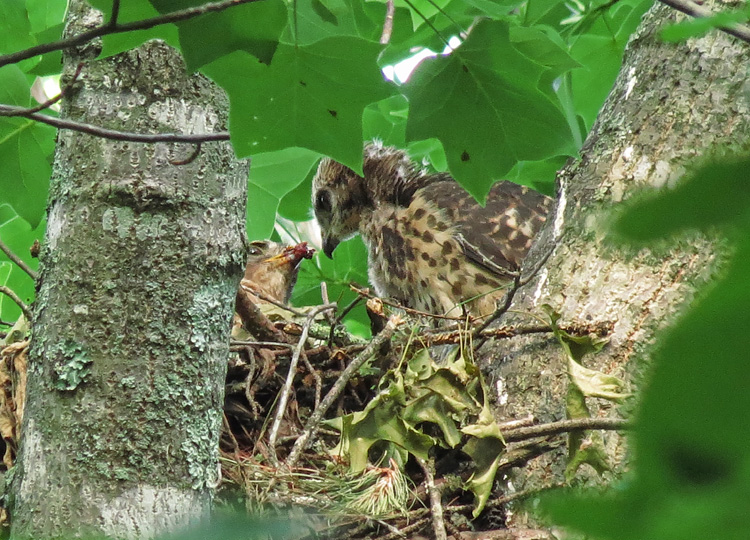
481 0 750 522
10 3 247 539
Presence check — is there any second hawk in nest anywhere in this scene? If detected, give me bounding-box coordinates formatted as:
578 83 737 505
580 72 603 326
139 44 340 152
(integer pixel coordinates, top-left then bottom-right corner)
312 143 552 317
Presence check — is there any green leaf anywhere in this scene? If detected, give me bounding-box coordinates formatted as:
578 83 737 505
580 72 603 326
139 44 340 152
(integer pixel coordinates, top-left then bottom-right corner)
286 0 384 45
203 38 393 172
0 0 34 57
0 66 55 227
505 155 566 195
25 0 67 33
0 206 40 325
277 174 315 222
246 147 320 238
569 0 653 130
661 9 749 42
27 23 64 76
150 0 287 70
403 19 576 201
88 0 180 58
291 237 371 333
329 376 435 471
362 95 409 148
510 25 580 81
462 421 506 516
613 157 750 242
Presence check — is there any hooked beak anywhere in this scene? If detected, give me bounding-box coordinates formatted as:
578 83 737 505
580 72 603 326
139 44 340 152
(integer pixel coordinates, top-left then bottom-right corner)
322 236 340 259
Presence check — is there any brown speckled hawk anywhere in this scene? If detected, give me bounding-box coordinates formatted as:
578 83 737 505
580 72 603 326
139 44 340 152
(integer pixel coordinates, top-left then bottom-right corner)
311 143 552 317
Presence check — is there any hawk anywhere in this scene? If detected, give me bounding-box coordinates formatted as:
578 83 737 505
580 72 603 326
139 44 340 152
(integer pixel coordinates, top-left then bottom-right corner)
241 240 315 304
312 143 552 317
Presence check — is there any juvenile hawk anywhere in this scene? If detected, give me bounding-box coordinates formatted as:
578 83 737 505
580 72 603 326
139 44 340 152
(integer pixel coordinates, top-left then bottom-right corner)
242 240 315 304
312 143 552 317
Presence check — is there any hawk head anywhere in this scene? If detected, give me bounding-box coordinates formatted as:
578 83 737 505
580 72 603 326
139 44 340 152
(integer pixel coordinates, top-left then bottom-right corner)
312 143 429 258
311 159 370 258
243 240 314 304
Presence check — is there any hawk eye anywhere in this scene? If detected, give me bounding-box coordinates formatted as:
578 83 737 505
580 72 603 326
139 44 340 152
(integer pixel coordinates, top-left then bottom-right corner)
315 190 332 213
249 241 268 256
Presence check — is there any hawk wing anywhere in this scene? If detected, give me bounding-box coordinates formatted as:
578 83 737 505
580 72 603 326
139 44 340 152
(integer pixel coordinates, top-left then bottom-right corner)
422 180 552 281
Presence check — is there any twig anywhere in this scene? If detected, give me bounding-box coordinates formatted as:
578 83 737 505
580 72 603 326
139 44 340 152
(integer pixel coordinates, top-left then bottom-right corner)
351 285 468 322
285 314 404 469
234 287 289 343
0 0 261 68
300 353 322 409
168 142 202 165
0 238 38 281
418 457 447 540
267 304 336 457
503 417 630 443
108 0 121 27
473 245 555 350
442 483 564 514
241 283 305 317
0 287 32 321
380 0 395 44
230 340 294 349
0 104 230 144
657 0 750 44
26 62 84 114
377 518 429 540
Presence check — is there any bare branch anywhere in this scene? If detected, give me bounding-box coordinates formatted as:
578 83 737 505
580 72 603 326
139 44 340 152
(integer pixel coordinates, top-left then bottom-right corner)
380 0 395 44
0 0 261 68
503 417 630 443
268 303 337 460
285 314 404 469
657 0 750 43
26 63 84 114
0 104 230 143
418 457 447 540
0 287 32 321
0 238 38 281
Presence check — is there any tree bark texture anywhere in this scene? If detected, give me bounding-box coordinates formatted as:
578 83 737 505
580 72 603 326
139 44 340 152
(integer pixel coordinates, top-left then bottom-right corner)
481 1 750 523
10 4 248 539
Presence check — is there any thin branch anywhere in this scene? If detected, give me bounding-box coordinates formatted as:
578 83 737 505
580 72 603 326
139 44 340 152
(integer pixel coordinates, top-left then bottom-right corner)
168 142 202 166
657 0 750 43
0 287 32 321
285 314 404 469
108 0 121 28
0 104 230 143
234 287 289 343
418 458 447 540
380 0 395 44
0 238 38 281
503 417 630 443
230 340 294 349
0 0 261 69
27 63 84 114
442 484 564 514
242 283 305 317
351 284 469 322
268 303 337 457
473 244 554 350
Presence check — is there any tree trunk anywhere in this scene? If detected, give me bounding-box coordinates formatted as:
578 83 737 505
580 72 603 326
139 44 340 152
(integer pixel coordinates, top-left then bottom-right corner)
481 0 750 522
9 4 248 539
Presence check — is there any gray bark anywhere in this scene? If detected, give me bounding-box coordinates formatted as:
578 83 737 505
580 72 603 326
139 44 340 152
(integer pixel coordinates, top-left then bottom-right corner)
9 4 248 539
481 1 750 522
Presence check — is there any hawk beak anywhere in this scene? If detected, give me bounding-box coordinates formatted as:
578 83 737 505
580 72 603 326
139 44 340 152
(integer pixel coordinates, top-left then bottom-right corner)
322 236 340 259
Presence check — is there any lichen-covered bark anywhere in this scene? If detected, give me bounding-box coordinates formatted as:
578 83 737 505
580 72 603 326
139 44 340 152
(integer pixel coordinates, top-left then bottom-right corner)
480 1 750 522
9 4 248 539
